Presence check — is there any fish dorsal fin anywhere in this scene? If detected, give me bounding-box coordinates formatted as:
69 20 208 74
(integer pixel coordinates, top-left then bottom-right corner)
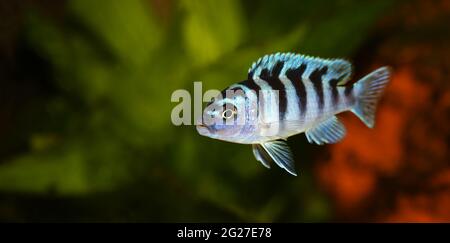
330 59 353 85
247 52 353 85
305 116 346 145
252 140 297 176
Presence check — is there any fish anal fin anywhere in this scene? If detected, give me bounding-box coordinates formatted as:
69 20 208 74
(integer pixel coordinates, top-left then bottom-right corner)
305 116 346 145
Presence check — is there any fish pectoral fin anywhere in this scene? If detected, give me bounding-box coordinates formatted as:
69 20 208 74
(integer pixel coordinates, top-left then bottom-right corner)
305 116 346 145
253 140 297 176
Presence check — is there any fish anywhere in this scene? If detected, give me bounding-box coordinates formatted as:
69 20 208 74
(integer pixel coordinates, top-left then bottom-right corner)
196 52 391 176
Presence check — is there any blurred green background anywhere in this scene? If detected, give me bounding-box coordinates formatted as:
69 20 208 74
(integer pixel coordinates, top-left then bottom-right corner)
0 0 397 222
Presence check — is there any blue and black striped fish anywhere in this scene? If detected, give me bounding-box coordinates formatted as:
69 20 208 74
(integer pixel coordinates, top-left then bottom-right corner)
196 52 390 176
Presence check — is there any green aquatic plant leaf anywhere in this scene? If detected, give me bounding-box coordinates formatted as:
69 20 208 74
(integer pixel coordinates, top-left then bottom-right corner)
69 0 163 66
0 0 395 222
181 0 245 67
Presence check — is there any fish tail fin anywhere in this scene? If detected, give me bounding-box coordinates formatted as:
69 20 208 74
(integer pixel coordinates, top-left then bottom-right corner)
351 67 391 128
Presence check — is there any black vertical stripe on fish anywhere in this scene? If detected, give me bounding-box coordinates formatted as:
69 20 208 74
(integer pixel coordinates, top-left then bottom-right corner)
240 78 261 100
344 84 353 96
328 78 340 107
259 61 287 120
286 63 307 117
248 69 254 80
344 84 355 104
220 86 244 101
240 78 261 117
246 69 260 99
309 66 328 111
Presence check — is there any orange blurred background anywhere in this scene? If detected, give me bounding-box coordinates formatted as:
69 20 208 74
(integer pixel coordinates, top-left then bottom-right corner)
317 0 450 222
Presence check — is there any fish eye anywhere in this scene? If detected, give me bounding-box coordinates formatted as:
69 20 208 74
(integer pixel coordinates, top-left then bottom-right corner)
222 109 236 119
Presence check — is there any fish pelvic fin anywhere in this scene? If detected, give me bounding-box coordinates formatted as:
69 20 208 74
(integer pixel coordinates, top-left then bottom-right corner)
351 67 391 128
252 144 271 169
253 140 297 176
